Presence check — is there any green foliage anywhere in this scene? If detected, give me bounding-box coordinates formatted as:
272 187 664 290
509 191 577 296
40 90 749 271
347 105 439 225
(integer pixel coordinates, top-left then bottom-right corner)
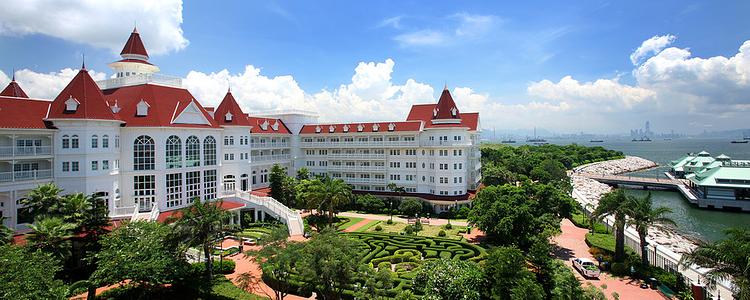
482 246 543 299
0 221 12 245
296 167 310 180
92 221 187 287
611 262 627 276
295 229 364 299
173 198 232 280
414 258 483 300
681 227 750 300
623 192 676 268
0 245 67 300
481 143 624 177
269 164 297 207
296 176 353 223
438 230 446 237
375 225 383 231
593 189 629 262
530 159 568 184
26 216 76 260
547 260 586 300
355 194 386 213
192 260 236 275
398 198 422 217
444 223 453 230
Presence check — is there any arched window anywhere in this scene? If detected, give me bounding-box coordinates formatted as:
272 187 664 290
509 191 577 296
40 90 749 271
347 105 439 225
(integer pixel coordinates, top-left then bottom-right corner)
203 136 216 166
62 135 70 149
71 135 79 149
91 135 98 148
186 136 200 167
166 135 182 169
102 135 109 148
133 135 155 170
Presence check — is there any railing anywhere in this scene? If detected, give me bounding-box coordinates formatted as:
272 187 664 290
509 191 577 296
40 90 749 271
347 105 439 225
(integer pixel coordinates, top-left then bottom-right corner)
250 109 319 117
327 153 386 159
0 146 52 157
96 73 182 89
0 169 53 183
112 205 136 217
231 191 304 236
572 189 734 299
421 140 472 147
250 142 290 149
251 154 291 163
343 178 387 184
327 165 386 172
300 141 418 148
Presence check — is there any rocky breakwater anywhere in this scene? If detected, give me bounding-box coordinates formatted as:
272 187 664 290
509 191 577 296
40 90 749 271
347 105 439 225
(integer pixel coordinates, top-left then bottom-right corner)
571 156 696 254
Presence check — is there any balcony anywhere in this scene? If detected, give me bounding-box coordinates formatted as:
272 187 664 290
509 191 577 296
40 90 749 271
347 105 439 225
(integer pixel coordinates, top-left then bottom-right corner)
343 178 387 184
421 140 472 147
327 153 386 160
250 142 290 149
0 146 52 158
300 141 418 148
251 154 292 163
0 169 53 183
96 73 182 90
328 165 386 172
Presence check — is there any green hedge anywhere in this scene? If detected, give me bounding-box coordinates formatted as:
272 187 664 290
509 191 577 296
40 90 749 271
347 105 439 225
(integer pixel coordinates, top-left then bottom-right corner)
192 260 236 275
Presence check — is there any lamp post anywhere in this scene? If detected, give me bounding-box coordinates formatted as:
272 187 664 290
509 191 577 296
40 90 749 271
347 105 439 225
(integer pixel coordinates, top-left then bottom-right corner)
388 198 393 223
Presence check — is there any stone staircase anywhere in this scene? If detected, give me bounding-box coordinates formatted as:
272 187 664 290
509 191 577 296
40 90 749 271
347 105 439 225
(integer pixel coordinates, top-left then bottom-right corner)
225 191 305 236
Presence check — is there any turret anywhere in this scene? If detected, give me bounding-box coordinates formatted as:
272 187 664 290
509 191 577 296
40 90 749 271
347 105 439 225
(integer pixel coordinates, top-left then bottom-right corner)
108 27 160 78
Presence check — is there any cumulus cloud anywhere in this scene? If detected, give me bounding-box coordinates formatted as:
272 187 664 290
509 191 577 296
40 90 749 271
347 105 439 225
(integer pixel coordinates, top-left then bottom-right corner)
630 34 676 65
527 75 655 111
0 68 106 99
0 0 188 55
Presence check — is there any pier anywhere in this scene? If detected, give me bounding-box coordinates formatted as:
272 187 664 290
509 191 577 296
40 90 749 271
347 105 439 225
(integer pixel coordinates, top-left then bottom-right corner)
577 172 699 203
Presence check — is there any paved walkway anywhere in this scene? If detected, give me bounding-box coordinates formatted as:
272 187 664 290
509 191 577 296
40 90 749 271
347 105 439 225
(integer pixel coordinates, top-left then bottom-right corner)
553 219 669 300
337 211 469 226
342 219 375 232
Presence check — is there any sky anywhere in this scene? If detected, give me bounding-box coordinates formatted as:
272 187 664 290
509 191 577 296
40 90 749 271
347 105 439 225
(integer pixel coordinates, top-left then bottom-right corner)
1 0 749 135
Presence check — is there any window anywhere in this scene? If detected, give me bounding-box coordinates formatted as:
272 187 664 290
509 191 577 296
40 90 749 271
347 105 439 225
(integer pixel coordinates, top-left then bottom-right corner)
389 149 401 155
91 135 98 148
389 174 401 181
166 173 183 208
71 135 79 149
62 135 70 149
204 136 216 166
102 135 109 148
115 135 120 148
72 161 79 172
102 160 109 170
389 162 400 168
62 161 70 172
133 175 155 209
133 135 155 170
203 170 217 200
165 135 182 169
186 136 200 167
91 161 98 171
186 171 201 202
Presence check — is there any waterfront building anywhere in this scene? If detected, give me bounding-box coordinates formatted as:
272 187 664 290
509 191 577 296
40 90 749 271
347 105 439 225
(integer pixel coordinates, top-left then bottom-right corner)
0 28 480 230
671 151 750 211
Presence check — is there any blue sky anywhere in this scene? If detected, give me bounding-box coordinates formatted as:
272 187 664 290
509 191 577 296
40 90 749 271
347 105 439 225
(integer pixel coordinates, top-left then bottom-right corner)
1 1 749 134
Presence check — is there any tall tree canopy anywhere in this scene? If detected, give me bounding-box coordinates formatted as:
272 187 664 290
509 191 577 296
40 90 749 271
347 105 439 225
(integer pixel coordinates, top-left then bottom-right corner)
0 245 67 300
414 258 483 300
681 227 750 300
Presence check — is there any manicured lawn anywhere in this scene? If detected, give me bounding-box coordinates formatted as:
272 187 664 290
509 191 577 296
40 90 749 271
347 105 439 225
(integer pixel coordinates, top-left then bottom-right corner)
585 232 637 256
365 221 466 240
212 277 268 299
367 220 407 234
337 217 364 230
353 220 380 232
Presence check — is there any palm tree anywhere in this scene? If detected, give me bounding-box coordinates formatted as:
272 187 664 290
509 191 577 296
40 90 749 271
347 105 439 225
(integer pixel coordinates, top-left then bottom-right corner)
592 189 629 262
27 217 76 260
19 183 63 220
623 192 676 268
174 198 231 279
321 177 352 223
0 218 13 245
681 227 750 300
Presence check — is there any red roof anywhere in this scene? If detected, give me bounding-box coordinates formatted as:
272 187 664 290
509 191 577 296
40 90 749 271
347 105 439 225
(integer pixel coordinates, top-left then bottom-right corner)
0 97 52 129
248 116 292 134
1 79 29 98
434 88 460 120
102 84 219 128
156 200 246 223
47 69 118 121
299 121 422 134
120 27 149 58
406 104 479 130
215 91 251 126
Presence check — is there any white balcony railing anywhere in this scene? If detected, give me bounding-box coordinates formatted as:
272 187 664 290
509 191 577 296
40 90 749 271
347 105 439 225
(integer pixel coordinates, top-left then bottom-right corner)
0 169 53 183
251 154 292 163
327 165 386 172
96 73 182 90
342 178 387 184
250 142 290 149
327 153 386 159
0 146 52 157
300 141 418 148
421 140 472 147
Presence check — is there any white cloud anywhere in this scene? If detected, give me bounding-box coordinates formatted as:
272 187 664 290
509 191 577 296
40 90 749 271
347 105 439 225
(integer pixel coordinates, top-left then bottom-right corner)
393 13 497 47
630 34 676 65
453 13 496 37
0 68 106 99
394 30 448 47
0 0 188 55
527 75 655 111
377 16 403 29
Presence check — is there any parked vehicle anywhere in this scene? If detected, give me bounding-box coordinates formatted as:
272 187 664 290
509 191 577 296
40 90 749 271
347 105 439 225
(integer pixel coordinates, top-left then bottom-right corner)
572 258 601 278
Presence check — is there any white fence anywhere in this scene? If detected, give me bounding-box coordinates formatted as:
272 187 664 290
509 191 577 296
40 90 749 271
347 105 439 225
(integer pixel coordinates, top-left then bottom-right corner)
231 191 304 236
572 189 734 300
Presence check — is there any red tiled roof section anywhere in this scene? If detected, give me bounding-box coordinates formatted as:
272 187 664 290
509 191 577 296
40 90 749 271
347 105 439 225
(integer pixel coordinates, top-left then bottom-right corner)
248 116 292 134
47 69 118 120
215 91 251 126
115 58 153 65
434 88 460 119
0 80 29 98
299 121 422 134
0 97 52 129
120 28 149 58
102 84 219 128
406 104 479 130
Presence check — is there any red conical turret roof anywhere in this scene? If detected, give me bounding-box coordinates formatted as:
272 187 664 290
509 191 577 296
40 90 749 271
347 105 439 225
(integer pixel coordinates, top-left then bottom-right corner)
433 87 460 119
47 69 117 120
1 74 29 98
120 27 149 59
215 90 251 126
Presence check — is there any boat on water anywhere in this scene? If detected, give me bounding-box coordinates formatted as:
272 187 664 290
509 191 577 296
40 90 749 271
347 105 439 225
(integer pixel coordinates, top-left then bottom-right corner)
501 140 516 144
632 137 652 142
731 140 749 144
589 140 604 143
526 127 547 144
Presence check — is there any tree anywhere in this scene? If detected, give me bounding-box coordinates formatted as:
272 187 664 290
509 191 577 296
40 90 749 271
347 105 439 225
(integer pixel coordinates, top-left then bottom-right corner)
354 265 394 300
18 183 63 221
296 229 363 299
482 162 517 186
623 192 675 268
398 198 422 217
482 246 544 299
270 164 296 207
530 159 568 183
413 258 483 300
592 189 629 262
296 177 352 224
250 226 296 300
681 227 750 300
296 167 310 180
27 216 76 260
91 221 187 288
0 219 12 245
174 198 231 280
0 245 67 300
355 194 384 213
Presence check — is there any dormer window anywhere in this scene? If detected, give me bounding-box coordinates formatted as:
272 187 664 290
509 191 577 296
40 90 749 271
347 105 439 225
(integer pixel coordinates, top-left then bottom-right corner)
315 126 322 133
372 124 380 132
65 97 79 112
357 124 364 132
110 100 121 113
260 120 269 131
271 121 279 131
388 123 395 131
343 125 349 132
225 112 233 122
136 100 150 116
433 108 438 117
451 107 457 117
329 125 335 133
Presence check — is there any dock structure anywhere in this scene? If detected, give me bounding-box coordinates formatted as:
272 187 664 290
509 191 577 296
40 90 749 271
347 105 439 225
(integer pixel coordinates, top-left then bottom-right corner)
578 172 699 203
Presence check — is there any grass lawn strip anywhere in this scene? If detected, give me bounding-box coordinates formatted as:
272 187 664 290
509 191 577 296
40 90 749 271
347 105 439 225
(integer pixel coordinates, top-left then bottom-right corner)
337 217 364 231
354 220 380 232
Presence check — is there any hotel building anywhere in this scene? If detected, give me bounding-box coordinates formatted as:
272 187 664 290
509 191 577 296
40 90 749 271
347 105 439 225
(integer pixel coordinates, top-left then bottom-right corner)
0 28 480 230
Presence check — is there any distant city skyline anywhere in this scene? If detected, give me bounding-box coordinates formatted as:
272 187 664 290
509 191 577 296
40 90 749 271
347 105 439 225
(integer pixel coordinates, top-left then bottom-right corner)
1 1 749 134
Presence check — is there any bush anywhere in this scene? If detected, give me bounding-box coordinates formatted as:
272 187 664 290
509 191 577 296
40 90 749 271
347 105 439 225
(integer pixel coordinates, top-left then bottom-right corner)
438 230 446 237
611 262 627 276
192 260 236 275
386 219 394 225
377 261 391 270
444 223 452 230
375 225 383 232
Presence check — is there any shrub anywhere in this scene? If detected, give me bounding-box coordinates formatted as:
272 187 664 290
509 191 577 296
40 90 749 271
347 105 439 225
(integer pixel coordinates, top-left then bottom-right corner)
377 261 391 270
386 219 394 225
438 230 446 237
192 260 236 275
444 223 452 230
611 262 627 276
375 225 383 231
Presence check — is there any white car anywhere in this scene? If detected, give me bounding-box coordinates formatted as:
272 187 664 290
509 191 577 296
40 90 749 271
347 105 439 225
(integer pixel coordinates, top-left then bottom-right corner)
572 258 601 278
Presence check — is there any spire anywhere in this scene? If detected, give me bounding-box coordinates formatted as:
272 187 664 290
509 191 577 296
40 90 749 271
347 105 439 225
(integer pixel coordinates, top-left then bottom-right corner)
1 71 29 98
443 82 448 91
11 68 15 81
120 27 149 59
81 53 86 70
433 88 460 120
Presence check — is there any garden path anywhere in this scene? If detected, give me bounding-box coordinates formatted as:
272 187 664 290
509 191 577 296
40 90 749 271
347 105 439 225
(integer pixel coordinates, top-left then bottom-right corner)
553 219 669 300
342 219 375 232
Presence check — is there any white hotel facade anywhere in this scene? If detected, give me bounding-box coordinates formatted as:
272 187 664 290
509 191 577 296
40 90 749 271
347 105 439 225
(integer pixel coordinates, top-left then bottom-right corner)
0 29 481 230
